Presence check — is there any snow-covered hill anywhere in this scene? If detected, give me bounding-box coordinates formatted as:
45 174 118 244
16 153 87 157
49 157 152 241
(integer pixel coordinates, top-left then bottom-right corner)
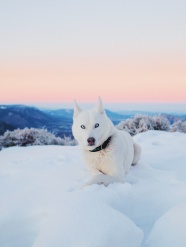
0 131 186 247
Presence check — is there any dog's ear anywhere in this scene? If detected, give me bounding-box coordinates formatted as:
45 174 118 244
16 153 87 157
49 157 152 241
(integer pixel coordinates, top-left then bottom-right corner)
73 100 82 118
96 97 105 114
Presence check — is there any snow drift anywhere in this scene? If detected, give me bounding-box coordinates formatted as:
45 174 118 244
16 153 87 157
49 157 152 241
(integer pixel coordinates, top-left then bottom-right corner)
0 130 186 247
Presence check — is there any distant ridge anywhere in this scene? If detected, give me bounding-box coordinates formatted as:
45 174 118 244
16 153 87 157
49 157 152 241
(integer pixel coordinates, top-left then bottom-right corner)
0 121 15 135
0 105 72 137
0 105 185 137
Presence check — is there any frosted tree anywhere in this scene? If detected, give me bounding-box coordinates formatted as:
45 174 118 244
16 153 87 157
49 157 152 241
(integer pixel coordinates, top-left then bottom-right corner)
0 128 77 148
171 120 186 133
153 116 170 131
116 115 170 136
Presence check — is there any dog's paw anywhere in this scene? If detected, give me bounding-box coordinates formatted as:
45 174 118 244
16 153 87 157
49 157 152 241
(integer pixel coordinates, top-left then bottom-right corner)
81 174 124 188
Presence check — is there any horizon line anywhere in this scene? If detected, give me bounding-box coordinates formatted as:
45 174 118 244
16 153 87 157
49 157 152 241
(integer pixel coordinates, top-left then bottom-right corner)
0 101 186 114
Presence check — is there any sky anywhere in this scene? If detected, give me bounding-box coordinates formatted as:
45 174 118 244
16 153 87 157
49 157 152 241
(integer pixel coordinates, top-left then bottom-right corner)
0 0 186 106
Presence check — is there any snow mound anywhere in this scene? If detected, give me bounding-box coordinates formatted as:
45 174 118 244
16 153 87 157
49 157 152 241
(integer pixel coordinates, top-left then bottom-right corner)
146 203 186 247
0 130 186 247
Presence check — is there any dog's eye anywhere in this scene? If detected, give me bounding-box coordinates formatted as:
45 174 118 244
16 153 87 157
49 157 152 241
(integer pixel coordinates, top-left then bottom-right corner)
95 123 99 128
81 125 85 129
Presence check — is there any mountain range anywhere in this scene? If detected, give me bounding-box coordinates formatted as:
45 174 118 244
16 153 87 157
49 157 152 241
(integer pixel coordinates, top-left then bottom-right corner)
0 105 128 136
0 105 185 137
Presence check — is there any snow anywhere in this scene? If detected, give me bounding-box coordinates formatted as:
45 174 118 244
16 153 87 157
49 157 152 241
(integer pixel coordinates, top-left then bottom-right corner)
0 130 186 247
146 203 186 247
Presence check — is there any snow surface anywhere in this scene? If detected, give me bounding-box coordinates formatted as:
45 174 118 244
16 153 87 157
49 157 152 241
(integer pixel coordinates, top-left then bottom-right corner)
0 130 186 247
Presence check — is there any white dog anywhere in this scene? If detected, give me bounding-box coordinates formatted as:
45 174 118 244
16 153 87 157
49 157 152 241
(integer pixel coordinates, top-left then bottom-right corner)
72 97 141 187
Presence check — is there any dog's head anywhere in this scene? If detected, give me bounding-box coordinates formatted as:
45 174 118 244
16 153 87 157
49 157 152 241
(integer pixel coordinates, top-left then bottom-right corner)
72 97 114 151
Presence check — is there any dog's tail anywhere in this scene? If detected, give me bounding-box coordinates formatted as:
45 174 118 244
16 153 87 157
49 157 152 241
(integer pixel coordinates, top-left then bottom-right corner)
82 174 124 188
132 142 142 166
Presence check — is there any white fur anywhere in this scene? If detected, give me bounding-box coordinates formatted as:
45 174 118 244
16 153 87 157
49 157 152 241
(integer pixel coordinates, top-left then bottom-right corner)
72 97 141 187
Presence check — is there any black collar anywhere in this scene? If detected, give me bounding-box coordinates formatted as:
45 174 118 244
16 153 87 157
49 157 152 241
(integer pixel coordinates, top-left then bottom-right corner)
89 136 112 152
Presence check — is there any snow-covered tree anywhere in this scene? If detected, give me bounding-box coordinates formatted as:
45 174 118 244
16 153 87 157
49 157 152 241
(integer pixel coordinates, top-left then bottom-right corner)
0 128 77 148
116 115 170 136
171 120 186 133
153 116 170 131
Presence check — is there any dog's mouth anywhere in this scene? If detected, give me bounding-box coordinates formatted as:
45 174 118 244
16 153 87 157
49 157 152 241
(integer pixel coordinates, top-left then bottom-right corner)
83 144 96 151
88 143 95 146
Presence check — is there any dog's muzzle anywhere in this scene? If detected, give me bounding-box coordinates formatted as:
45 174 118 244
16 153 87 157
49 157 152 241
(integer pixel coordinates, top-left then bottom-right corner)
87 137 95 146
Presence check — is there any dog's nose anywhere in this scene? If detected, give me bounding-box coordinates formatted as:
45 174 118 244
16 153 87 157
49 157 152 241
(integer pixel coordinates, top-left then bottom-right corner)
87 137 95 146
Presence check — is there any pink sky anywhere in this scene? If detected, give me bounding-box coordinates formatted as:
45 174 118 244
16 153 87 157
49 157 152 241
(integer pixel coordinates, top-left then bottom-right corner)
1 54 186 104
0 1 186 104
